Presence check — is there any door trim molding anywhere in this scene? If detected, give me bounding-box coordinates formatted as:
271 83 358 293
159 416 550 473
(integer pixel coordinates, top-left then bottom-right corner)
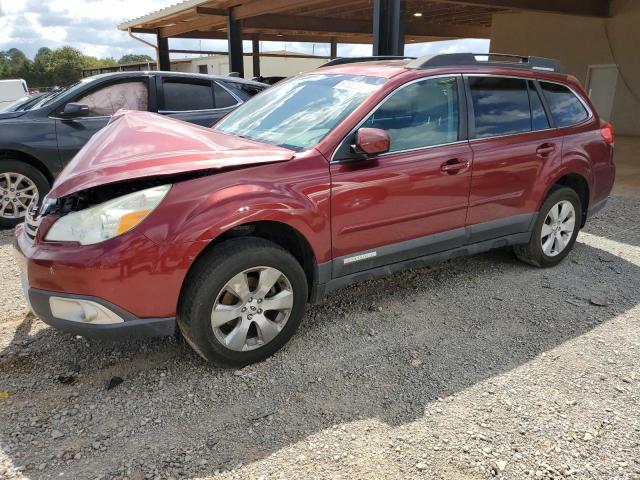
330 212 536 278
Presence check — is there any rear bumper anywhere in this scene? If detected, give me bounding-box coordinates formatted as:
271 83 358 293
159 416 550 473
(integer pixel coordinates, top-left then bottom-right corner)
27 288 176 339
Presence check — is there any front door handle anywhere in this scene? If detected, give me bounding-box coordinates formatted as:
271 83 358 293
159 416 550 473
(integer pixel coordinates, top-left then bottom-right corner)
536 143 556 157
440 158 469 174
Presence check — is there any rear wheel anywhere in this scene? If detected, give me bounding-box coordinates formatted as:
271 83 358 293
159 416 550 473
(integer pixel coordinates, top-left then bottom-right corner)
0 160 50 229
514 186 582 267
178 237 308 367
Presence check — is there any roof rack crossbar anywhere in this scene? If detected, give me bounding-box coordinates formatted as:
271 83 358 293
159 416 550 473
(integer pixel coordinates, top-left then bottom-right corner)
320 56 416 68
406 53 565 73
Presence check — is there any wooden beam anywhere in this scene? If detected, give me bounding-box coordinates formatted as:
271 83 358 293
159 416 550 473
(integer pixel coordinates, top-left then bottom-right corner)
195 6 228 16
233 0 330 19
242 13 490 38
130 27 157 34
174 30 376 44
169 49 329 60
160 14 225 37
430 0 610 17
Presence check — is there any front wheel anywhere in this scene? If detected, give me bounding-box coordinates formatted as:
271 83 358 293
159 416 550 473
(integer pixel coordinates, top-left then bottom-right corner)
0 159 50 229
514 186 582 267
178 237 308 367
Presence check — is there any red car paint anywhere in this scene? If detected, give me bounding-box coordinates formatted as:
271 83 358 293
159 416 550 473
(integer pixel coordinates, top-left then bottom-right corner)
15 62 615 326
49 110 295 198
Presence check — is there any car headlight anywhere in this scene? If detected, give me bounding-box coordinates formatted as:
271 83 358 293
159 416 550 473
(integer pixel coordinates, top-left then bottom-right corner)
45 185 171 245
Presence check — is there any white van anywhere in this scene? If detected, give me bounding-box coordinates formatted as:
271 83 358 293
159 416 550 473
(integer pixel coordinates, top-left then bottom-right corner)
0 79 29 110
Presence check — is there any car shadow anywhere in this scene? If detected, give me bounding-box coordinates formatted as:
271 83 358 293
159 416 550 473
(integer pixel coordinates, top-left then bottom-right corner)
0 220 638 478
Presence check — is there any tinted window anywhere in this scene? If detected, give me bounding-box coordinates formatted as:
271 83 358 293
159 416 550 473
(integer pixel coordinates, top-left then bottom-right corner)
529 81 550 131
162 81 214 111
76 81 148 116
213 82 239 108
362 76 459 152
540 81 589 127
469 77 531 138
224 81 265 99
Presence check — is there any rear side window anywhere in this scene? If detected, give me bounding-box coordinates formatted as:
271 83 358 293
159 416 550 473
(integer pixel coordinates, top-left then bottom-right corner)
468 76 531 138
162 80 214 111
213 82 239 108
362 76 459 152
223 81 265 99
528 81 550 131
540 82 589 127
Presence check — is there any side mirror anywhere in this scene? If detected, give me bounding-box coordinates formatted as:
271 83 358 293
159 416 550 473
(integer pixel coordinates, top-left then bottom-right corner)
60 103 90 119
352 128 390 158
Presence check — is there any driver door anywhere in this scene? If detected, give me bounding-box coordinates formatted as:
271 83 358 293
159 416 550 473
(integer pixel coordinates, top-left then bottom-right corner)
330 75 472 277
55 79 150 163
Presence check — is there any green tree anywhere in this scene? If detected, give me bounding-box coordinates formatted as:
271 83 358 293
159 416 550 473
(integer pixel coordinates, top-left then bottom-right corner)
32 47 53 86
0 48 32 82
118 53 154 64
48 46 85 86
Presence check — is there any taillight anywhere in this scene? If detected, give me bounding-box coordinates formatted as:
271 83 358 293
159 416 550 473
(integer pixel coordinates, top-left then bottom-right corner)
600 122 614 145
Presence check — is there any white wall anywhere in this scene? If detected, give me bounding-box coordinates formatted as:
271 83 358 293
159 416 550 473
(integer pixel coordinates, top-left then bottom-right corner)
171 54 328 78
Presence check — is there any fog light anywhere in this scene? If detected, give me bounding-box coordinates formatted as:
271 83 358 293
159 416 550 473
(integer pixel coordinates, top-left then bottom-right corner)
49 297 124 324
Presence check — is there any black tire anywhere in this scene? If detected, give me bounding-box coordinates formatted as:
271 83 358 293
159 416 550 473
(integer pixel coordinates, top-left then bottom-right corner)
0 159 50 229
514 186 582 267
178 237 308 367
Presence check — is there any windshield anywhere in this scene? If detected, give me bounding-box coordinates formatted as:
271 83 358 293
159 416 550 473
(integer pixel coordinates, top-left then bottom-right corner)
215 73 387 151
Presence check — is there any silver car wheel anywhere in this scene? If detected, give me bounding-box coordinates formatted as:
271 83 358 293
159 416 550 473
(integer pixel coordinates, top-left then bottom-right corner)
211 266 294 352
541 200 576 257
0 172 39 220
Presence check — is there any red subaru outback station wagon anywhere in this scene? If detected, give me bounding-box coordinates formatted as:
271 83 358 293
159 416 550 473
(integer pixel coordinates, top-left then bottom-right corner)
14 53 615 366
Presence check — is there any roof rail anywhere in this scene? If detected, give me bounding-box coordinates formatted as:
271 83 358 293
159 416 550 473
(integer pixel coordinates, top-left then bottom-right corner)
406 53 565 73
320 56 416 68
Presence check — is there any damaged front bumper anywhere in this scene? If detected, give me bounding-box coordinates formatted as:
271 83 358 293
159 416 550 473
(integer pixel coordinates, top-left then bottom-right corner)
13 224 177 339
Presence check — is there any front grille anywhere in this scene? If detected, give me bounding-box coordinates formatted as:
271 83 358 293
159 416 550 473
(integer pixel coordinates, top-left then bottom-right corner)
25 203 40 241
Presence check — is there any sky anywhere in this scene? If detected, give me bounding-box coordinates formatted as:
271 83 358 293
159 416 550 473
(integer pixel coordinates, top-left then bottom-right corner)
0 0 489 61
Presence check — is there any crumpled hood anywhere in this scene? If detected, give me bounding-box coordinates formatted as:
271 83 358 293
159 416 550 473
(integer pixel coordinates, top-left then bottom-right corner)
48 110 295 198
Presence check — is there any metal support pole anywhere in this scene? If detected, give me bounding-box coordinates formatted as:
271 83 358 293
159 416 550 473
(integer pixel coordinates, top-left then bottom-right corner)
156 34 171 71
252 34 260 77
372 0 405 56
227 7 244 77
330 37 338 59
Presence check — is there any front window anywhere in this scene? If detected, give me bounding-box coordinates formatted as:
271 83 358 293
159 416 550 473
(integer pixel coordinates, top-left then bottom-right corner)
361 76 459 152
76 81 148 116
215 74 387 151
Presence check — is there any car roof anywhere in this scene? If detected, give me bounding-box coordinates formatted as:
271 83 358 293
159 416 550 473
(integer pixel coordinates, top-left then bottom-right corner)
81 70 266 87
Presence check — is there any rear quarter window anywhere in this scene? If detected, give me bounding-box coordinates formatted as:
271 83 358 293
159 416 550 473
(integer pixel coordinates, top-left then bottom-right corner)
540 82 589 127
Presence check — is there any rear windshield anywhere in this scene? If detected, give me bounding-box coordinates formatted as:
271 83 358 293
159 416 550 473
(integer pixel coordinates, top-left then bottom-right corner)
215 74 387 151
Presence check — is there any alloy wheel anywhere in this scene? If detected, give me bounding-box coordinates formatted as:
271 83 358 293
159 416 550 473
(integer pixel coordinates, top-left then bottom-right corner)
541 200 576 257
211 266 294 351
0 172 39 220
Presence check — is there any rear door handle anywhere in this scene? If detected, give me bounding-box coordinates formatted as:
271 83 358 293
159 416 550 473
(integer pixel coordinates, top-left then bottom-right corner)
536 143 556 157
440 158 469 174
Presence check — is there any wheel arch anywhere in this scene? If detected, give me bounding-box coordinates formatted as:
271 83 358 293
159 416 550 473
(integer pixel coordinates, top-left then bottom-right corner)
542 172 590 227
181 220 319 302
0 149 54 185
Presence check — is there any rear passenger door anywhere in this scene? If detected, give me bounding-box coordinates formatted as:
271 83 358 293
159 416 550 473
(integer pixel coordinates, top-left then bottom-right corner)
158 77 241 127
464 75 564 241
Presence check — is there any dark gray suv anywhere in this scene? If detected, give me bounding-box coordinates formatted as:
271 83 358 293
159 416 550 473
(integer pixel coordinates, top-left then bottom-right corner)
0 71 266 227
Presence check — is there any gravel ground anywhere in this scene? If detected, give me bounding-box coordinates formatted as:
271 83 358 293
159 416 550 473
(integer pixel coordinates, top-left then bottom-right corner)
0 194 639 480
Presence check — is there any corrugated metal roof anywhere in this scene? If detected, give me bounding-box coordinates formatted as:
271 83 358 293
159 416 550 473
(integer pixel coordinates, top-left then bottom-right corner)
118 0 213 30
